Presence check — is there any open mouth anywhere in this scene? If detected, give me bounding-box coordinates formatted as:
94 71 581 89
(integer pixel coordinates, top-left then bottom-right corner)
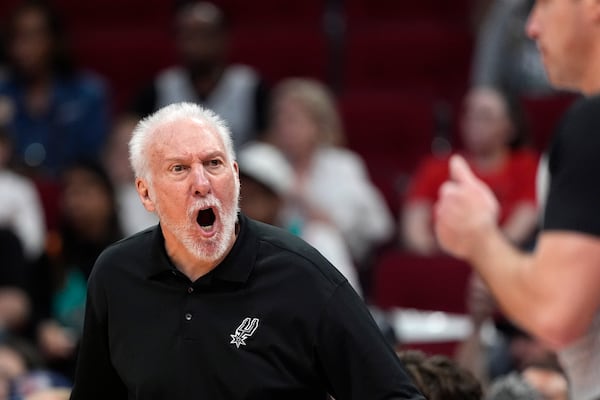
196 207 216 232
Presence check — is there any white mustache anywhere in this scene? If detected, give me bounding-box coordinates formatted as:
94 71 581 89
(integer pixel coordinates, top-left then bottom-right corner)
187 195 223 219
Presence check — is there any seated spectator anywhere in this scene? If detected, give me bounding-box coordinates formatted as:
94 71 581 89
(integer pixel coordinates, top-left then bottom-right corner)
397 350 483 400
0 129 43 337
266 78 394 266
103 115 157 236
30 160 123 378
486 364 568 400
472 0 554 95
11 370 71 400
130 1 268 149
401 86 539 255
0 128 45 261
0 1 110 177
0 229 32 340
458 272 561 385
238 142 362 295
0 336 44 400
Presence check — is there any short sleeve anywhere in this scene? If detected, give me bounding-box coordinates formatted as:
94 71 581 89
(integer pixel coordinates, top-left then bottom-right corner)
543 96 600 237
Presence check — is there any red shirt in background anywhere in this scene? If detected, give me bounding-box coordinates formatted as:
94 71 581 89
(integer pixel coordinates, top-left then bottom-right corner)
405 149 540 224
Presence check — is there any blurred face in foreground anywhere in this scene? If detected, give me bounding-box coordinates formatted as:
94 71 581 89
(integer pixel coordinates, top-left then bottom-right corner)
526 0 597 93
137 118 239 266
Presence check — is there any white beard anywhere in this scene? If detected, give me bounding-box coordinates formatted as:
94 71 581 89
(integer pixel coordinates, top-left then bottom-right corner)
156 179 240 264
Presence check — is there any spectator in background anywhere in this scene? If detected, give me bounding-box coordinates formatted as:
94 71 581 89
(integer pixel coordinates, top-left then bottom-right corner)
486 364 568 400
397 350 483 400
401 86 539 256
0 128 44 337
457 272 560 386
0 230 30 337
0 128 45 262
0 1 110 177
31 160 123 379
472 0 553 95
237 141 362 295
266 78 394 267
130 1 268 149
0 337 44 400
11 370 71 400
103 115 157 236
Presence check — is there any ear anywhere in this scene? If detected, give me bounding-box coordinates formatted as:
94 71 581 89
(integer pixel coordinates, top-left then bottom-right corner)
136 177 156 212
232 161 239 176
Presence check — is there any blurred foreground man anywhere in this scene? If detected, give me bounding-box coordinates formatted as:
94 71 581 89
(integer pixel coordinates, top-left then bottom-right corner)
435 1 600 399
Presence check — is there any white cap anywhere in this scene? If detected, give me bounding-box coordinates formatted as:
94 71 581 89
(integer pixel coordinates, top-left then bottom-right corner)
238 142 294 196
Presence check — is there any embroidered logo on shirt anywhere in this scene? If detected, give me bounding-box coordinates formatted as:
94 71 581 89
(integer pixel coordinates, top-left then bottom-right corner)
230 317 259 348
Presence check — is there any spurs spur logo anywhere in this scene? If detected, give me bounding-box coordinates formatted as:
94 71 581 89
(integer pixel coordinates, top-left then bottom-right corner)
230 317 259 348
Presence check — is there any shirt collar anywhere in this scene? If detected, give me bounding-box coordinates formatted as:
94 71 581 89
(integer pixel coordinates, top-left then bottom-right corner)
146 213 257 284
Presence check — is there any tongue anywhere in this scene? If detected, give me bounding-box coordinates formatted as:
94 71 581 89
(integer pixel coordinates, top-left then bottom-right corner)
197 208 216 227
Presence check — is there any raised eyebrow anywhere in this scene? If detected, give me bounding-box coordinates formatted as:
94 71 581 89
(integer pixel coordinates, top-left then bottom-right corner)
163 157 190 165
203 151 226 160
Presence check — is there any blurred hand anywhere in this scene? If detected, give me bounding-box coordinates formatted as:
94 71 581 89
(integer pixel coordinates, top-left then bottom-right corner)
0 288 31 330
38 321 76 359
434 155 500 260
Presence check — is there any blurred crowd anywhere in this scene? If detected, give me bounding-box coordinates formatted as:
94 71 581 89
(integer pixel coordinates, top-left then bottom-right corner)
0 0 576 398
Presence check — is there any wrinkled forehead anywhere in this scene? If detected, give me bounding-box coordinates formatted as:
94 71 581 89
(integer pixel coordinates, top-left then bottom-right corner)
148 117 227 158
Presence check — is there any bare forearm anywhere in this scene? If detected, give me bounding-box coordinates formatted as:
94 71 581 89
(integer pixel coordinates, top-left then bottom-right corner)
435 156 600 348
470 229 598 348
469 230 538 329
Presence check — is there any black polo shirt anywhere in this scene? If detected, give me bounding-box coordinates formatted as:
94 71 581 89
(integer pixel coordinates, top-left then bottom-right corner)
70 214 424 400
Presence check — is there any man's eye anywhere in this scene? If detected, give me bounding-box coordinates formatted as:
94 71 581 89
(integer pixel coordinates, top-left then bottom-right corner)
208 159 222 167
172 165 186 172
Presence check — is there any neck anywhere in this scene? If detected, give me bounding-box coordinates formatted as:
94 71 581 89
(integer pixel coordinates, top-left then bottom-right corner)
579 43 600 96
580 73 600 97
469 148 508 172
189 65 222 98
163 227 237 282
290 144 318 174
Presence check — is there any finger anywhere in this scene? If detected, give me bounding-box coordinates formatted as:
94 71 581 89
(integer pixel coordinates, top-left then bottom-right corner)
437 180 460 199
449 154 477 185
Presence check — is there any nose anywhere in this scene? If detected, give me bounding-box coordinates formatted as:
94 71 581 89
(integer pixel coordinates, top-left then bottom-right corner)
525 4 540 40
191 164 211 196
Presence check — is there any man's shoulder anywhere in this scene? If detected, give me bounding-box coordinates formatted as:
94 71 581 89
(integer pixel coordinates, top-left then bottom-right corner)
551 95 600 156
91 226 157 277
248 219 347 287
562 95 600 132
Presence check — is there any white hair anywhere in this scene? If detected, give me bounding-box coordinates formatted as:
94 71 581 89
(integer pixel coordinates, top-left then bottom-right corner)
129 102 236 182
